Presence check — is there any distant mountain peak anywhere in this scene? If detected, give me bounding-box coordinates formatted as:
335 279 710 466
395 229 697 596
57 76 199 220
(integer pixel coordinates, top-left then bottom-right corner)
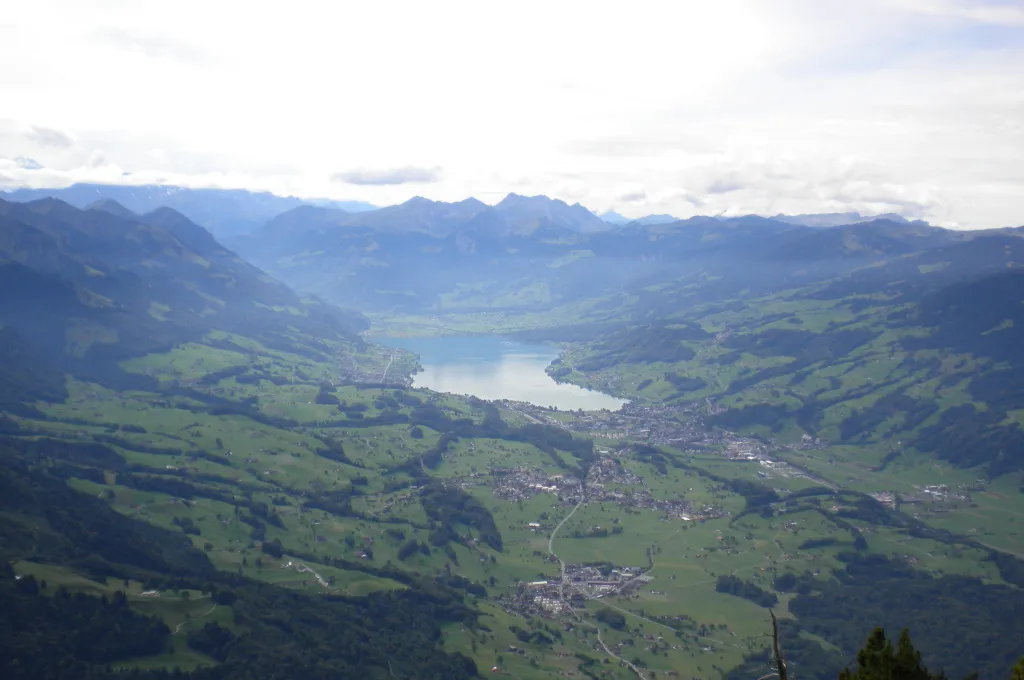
633 214 680 226
481 193 610 236
87 199 137 220
495 193 529 207
142 206 225 256
143 205 198 224
496 193 570 207
27 196 63 210
395 196 486 209
599 211 630 225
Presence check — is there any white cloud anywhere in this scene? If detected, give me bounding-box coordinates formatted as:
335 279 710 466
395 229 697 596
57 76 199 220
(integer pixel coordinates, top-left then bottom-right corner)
0 0 1021 227
14 157 43 170
616 189 647 203
26 125 74 148
331 166 442 186
894 0 1024 26
90 26 209 62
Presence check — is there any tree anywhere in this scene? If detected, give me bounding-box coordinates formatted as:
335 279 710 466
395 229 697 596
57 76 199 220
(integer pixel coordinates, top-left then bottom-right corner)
595 608 626 630
770 610 788 680
1012 658 1024 680
839 628 945 680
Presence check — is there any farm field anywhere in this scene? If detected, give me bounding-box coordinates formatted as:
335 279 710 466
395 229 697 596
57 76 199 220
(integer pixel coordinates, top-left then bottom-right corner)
6 326 1024 680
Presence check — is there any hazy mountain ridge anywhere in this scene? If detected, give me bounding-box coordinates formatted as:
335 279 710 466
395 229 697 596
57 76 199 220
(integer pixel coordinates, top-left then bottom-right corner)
87 197 139 220
0 197 366 395
258 196 489 238
598 210 630 224
239 207 970 314
772 211 930 228
3 183 938 239
257 192 607 240
1 183 377 238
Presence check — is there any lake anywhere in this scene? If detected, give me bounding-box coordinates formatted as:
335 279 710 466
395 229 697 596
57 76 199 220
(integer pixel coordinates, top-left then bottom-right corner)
373 335 626 411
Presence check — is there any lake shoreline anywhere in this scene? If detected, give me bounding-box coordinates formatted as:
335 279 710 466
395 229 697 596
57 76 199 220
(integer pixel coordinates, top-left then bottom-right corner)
371 335 627 412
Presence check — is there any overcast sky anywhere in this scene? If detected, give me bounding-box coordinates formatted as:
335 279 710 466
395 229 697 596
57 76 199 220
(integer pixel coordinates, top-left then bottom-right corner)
1 0 1022 227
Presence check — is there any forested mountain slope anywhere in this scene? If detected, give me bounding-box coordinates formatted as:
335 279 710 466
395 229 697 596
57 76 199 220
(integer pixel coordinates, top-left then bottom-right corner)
554 234 1024 473
0 198 366 396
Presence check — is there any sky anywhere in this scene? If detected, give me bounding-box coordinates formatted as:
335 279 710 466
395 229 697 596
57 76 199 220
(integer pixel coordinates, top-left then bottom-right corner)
1 0 1023 228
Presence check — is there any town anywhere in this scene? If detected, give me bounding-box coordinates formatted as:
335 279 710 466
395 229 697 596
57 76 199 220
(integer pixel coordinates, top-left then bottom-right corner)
499 562 653 619
489 458 726 522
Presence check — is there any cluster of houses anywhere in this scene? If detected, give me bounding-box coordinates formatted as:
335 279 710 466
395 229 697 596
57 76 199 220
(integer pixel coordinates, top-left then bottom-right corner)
491 467 582 502
489 461 726 521
500 563 653 618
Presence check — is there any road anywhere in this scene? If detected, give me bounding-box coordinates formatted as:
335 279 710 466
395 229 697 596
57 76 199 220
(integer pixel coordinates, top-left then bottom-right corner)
173 603 218 635
547 494 584 602
380 352 395 382
283 560 331 589
546 491 752 672
508 405 546 425
595 626 648 680
548 495 650 680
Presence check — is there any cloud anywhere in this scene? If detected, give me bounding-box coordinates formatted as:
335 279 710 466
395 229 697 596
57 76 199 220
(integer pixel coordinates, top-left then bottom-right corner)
1 2 1021 227
92 26 209 62
330 166 442 186
25 125 73 148
14 157 42 170
670 192 706 208
617 190 647 203
827 180 941 218
91 27 208 62
897 0 1024 26
706 179 742 194
564 137 709 158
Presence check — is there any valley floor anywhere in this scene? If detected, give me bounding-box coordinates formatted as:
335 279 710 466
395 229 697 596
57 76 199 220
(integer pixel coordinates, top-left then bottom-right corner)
5 322 1024 680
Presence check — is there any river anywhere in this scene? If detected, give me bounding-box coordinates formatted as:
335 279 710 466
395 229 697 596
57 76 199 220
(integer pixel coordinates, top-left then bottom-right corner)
373 335 626 412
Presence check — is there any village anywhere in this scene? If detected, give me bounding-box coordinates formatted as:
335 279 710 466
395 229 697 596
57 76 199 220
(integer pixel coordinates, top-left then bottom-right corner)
499 562 654 619
500 397 838 492
489 458 726 522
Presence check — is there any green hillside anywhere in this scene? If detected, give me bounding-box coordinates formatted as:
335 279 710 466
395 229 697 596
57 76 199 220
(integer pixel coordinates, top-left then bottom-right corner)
3 202 1024 679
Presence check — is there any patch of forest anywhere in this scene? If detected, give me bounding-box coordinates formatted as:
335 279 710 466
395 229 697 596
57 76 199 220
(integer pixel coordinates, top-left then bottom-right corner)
786 553 1024 680
420 481 503 552
0 446 480 680
574 323 709 370
714 574 778 607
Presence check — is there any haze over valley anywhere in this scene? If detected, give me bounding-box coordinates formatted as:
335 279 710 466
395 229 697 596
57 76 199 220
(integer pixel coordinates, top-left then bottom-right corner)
3 2 1024 680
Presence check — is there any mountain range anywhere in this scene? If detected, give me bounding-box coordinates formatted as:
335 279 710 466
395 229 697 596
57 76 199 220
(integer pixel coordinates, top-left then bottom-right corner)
772 211 930 228
2 183 939 240
599 211 683 226
258 193 610 239
0 197 364 409
2 184 1024 680
234 198 980 314
0 183 376 239
600 210 927 228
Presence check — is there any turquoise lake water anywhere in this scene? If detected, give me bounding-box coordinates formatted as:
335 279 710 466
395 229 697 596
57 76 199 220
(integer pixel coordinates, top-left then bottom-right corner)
373 335 626 411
